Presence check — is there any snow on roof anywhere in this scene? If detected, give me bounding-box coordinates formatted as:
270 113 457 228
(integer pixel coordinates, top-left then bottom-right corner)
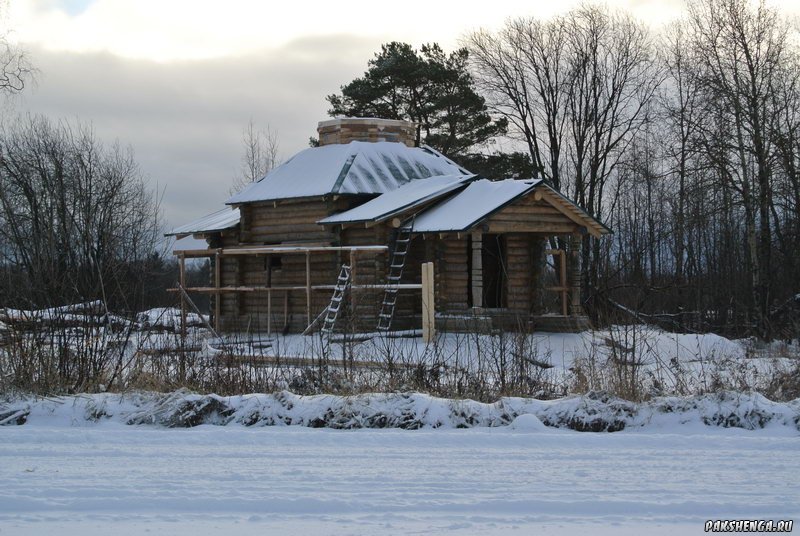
226 141 469 204
411 179 541 233
166 207 240 237
318 174 476 226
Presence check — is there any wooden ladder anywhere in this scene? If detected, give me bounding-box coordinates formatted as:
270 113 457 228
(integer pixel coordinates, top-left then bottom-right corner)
320 264 352 335
377 224 413 332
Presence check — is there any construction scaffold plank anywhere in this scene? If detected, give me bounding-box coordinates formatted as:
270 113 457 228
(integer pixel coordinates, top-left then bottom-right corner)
168 284 422 294
174 245 388 258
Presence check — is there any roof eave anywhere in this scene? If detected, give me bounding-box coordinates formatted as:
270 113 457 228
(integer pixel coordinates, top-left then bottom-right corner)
413 180 541 234
317 175 478 227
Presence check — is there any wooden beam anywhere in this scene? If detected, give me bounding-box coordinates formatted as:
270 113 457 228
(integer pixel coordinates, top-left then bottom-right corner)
305 250 311 326
283 292 289 333
179 253 187 343
171 284 424 293
488 222 579 234
267 289 272 337
569 234 584 315
422 262 435 343
214 250 221 332
349 249 357 287
235 257 244 316
471 231 483 309
173 245 388 258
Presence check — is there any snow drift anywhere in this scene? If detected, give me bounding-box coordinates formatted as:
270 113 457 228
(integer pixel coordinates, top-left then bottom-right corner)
2 390 798 432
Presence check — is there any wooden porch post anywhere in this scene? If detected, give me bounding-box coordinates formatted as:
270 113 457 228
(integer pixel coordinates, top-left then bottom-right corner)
179 252 187 340
471 231 483 309
305 251 311 326
422 261 435 343
350 249 357 327
569 233 584 316
214 249 221 332
267 289 272 337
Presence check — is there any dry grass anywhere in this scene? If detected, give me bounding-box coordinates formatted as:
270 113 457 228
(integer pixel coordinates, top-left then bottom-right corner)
1 315 798 402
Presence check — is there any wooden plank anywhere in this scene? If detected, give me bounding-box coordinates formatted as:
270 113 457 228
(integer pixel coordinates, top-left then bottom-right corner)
471 231 482 309
487 222 579 234
428 262 435 340
305 251 311 326
214 250 221 332
560 248 568 316
179 253 186 341
175 245 388 258
422 262 435 343
570 234 584 315
169 286 309 293
491 214 575 225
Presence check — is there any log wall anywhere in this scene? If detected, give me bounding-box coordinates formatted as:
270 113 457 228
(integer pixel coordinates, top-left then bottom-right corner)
210 192 582 332
218 199 346 332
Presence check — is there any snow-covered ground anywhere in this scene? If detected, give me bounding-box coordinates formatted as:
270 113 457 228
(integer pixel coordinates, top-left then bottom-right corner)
1 422 797 535
1 391 798 535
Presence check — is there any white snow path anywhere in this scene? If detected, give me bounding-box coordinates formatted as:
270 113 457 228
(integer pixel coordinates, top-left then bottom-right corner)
1 425 797 535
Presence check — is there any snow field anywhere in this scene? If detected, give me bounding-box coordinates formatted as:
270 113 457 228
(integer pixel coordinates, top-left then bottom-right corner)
1 424 797 535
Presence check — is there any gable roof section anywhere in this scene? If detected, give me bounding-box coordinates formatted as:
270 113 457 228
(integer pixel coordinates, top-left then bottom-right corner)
318 174 476 226
165 207 240 238
411 179 611 236
226 141 469 204
411 179 541 233
535 187 612 238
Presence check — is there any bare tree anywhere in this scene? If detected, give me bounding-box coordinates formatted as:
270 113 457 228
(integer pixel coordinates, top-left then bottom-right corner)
467 15 570 190
0 2 34 95
659 21 705 284
466 5 662 310
0 115 163 311
686 0 795 338
231 119 280 195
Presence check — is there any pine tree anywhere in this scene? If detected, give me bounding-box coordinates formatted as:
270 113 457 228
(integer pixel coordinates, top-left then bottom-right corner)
327 42 506 159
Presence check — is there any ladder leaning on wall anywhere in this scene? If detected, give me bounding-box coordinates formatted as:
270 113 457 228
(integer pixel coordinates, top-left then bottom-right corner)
377 222 413 332
302 263 352 336
321 264 352 335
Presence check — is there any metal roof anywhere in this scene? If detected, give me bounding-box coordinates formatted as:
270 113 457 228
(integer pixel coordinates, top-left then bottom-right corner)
226 142 469 204
318 174 476 226
411 179 541 233
165 207 240 237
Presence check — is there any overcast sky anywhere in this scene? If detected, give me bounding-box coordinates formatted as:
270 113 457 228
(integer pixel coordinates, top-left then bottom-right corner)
5 0 800 231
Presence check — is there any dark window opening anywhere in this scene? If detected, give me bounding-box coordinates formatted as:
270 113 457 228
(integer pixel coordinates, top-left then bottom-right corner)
265 255 282 287
467 236 473 308
467 233 508 309
482 234 507 308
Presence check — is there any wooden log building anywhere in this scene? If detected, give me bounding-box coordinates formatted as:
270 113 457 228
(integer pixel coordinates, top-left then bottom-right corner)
167 118 610 335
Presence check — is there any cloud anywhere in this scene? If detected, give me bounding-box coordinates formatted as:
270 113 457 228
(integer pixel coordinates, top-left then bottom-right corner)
8 0 702 63
11 0 479 61
13 35 382 229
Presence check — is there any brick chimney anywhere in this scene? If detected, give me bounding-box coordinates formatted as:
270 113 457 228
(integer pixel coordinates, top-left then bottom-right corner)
317 117 417 147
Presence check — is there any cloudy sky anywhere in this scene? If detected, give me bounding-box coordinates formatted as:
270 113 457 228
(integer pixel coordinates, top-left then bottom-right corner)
5 0 799 231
